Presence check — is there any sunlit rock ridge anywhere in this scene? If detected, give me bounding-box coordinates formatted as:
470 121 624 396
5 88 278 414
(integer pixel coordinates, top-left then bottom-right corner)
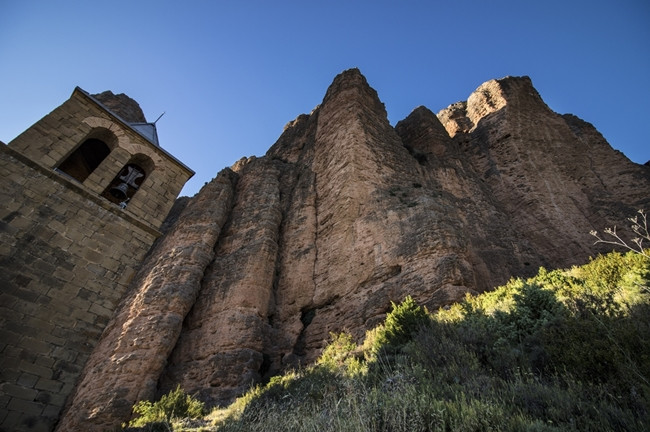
57 68 650 431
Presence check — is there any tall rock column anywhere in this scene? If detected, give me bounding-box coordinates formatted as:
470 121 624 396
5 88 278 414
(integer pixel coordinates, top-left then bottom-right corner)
291 69 479 358
264 112 321 371
300 69 410 354
159 158 285 405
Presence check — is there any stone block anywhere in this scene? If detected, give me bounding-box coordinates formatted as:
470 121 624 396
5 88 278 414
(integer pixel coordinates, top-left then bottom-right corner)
94 314 110 327
24 316 55 335
8 287 39 303
34 355 55 369
42 404 61 419
1 344 22 361
49 234 74 251
31 259 57 278
13 298 41 317
0 242 14 257
81 237 100 251
46 298 72 316
101 257 121 273
88 302 112 318
8 214 31 231
44 392 66 408
53 266 75 282
1 411 23 430
63 337 94 355
83 248 104 264
86 263 107 277
51 346 78 363
69 307 97 325
0 295 19 310
64 227 86 243
48 312 75 330
0 367 21 383
34 378 63 393
69 267 94 285
16 373 38 389
40 154 56 167
1 382 38 401
17 360 53 379
40 331 65 347
0 328 22 346
7 397 44 416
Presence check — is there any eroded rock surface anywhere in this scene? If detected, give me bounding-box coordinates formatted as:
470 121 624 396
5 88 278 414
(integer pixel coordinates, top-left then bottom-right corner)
59 69 650 431
91 90 147 123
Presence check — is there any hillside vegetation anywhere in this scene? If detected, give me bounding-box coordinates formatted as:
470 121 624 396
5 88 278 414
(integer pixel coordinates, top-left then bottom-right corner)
128 250 650 431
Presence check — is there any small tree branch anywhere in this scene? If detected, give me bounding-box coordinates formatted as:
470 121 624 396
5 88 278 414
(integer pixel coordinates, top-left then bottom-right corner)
590 210 650 259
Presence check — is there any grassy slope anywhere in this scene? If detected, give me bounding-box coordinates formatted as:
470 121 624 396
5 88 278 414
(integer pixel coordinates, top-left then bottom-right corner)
130 251 650 431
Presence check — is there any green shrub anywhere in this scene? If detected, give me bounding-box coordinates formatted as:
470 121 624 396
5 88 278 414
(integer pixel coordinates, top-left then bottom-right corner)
318 332 367 376
129 385 205 428
370 296 430 353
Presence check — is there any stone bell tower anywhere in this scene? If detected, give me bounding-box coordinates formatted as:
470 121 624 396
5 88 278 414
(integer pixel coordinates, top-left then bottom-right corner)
0 88 194 432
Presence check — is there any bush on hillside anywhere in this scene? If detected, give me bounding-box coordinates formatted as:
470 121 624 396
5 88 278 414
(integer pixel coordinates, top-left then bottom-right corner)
128 385 204 430
365 295 430 355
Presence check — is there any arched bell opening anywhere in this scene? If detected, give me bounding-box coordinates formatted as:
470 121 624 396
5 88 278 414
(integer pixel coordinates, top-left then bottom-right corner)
102 154 154 207
56 127 118 183
57 138 111 182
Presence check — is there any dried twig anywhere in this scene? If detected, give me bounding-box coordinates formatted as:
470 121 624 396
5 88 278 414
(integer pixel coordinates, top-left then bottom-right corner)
590 209 649 259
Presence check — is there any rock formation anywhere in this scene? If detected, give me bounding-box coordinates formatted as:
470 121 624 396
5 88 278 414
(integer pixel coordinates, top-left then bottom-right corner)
91 91 147 123
57 69 650 431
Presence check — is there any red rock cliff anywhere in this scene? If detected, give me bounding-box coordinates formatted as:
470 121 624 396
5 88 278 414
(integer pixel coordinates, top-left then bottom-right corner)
57 69 650 431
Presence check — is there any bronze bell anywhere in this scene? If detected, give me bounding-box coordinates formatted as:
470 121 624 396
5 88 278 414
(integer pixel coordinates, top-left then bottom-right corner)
109 182 129 200
108 165 144 202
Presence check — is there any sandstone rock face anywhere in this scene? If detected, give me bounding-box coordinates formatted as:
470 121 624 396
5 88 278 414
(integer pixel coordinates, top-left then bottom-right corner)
91 90 147 123
439 76 649 267
59 69 650 430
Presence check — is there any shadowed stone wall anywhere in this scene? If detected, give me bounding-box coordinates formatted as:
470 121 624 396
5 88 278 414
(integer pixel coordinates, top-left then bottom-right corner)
0 89 193 432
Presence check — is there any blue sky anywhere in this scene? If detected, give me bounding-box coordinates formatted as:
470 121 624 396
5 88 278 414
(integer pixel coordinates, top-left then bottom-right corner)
1 1 649 196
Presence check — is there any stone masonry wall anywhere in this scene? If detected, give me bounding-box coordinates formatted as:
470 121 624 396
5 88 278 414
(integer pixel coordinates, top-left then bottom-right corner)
0 145 160 431
0 87 192 432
